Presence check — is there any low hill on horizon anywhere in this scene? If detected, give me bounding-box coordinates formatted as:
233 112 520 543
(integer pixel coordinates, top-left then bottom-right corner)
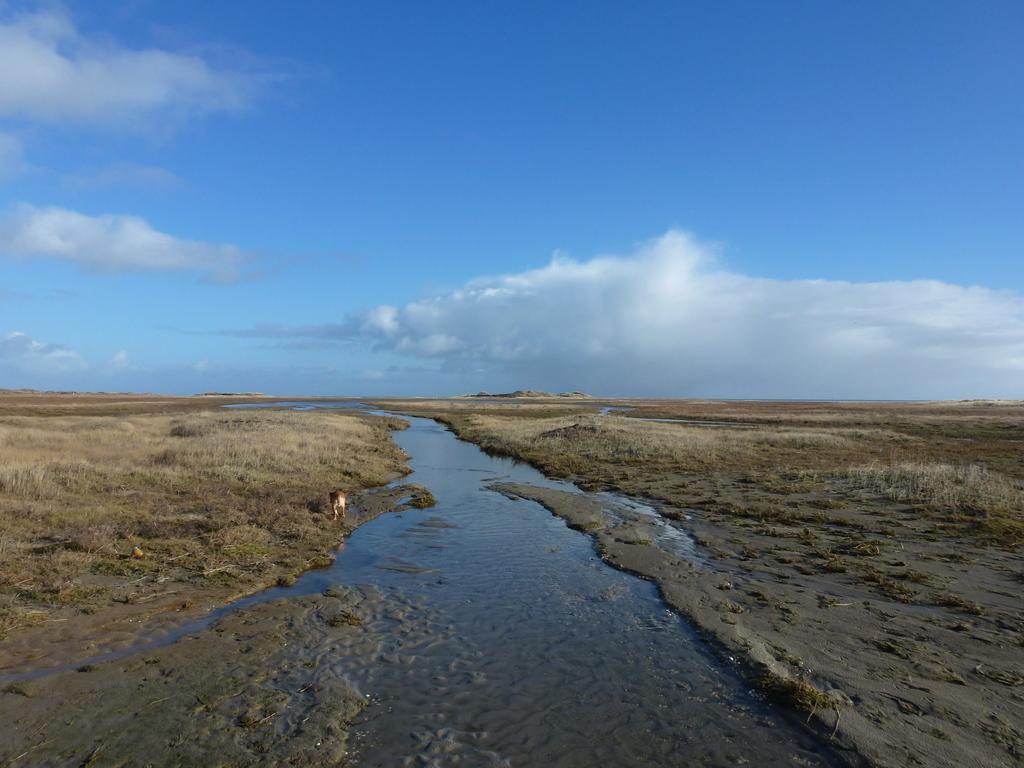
463 390 592 399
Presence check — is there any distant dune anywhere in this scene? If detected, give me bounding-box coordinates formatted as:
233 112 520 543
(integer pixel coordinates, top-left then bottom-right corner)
463 390 591 399
194 392 267 397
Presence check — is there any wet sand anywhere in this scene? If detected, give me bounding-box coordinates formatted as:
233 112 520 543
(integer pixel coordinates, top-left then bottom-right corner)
494 482 1024 768
0 483 437 766
378 397 1024 767
327 415 843 767
0 585 430 767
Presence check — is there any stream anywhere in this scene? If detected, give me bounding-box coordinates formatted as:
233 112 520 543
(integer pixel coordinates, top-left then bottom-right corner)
252 404 835 766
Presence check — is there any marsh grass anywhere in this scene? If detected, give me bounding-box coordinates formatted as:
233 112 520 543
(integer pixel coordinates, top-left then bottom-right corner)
406 488 438 508
437 413 855 477
0 409 407 635
396 404 1023 545
838 463 1024 544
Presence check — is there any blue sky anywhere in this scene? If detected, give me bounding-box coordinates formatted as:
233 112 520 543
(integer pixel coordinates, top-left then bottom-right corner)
1 0 1022 397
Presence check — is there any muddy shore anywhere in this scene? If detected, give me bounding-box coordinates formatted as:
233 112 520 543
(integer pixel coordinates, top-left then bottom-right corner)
1 585 427 767
376 398 1024 768
0 483 433 679
494 482 1023 768
0 482 435 766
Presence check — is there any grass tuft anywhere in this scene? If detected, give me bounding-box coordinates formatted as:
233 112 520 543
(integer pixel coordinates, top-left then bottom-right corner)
758 672 838 713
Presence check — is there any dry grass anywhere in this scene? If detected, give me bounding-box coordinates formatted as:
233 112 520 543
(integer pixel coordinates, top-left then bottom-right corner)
0 408 408 637
837 462 1024 544
838 462 1021 511
428 412 854 477
386 399 1024 543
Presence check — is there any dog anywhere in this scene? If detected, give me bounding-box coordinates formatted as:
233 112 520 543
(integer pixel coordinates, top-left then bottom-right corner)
329 490 347 521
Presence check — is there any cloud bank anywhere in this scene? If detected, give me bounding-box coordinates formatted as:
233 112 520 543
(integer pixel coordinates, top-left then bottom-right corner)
274 231 1023 398
1 331 84 375
0 204 247 280
0 6 262 127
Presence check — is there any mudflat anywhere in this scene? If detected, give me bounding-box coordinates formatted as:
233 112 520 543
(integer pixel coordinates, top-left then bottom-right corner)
380 397 1024 768
1 584 434 766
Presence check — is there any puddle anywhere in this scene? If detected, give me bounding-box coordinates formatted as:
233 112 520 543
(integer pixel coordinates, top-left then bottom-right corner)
598 405 635 416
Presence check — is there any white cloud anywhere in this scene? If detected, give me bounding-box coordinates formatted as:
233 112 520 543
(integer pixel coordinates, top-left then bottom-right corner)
0 6 264 127
1 330 85 374
0 203 247 280
361 305 400 336
110 349 129 368
332 231 1024 398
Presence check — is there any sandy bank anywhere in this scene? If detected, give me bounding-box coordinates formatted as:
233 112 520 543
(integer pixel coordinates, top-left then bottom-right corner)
0 584 429 766
494 482 1023 768
0 481 437 766
0 482 434 678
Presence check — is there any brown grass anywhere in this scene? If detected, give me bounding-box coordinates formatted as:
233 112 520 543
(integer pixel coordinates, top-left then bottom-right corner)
837 463 1024 544
421 412 855 477
758 672 838 713
0 407 408 637
382 398 1024 543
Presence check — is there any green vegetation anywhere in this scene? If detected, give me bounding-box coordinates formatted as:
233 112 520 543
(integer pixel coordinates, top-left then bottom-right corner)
327 609 363 627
